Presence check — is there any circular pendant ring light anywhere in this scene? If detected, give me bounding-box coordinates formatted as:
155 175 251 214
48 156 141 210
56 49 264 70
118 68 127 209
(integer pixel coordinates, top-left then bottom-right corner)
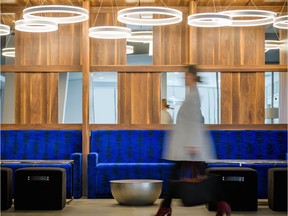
273 15 288 29
188 13 232 27
89 26 131 39
15 19 58 33
265 40 284 52
23 5 89 24
127 31 153 43
2 47 15 57
118 6 182 26
0 24 10 36
221 10 276 27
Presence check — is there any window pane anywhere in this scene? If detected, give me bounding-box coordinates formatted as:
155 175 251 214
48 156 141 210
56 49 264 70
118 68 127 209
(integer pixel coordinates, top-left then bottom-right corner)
90 72 117 124
0 72 15 123
162 72 220 124
58 72 82 123
1 34 15 65
126 25 153 65
265 72 280 124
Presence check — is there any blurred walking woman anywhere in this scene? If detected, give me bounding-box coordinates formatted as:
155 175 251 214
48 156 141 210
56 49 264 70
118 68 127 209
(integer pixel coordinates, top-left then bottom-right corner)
154 66 231 216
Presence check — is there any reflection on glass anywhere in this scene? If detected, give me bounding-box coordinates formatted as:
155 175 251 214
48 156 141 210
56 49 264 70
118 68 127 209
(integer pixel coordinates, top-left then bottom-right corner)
58 72 82 123
126 25 152 65
265 25 280 64
1 34 15 65
162 72 220 124
265 72 280 124
0 72 15 123
89 72 117 124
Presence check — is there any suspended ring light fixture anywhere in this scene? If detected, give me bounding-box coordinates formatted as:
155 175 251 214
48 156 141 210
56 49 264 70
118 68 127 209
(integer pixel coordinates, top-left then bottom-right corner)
118 6 182 26
221 10 276 27
89 26 131 39
126 45 134 54
23 5 89 24
0 24 10 36
273 15 288 29
265 40 284 52
127 31 153 43
15 19 58 32
188 13 232 27
2 47 15 57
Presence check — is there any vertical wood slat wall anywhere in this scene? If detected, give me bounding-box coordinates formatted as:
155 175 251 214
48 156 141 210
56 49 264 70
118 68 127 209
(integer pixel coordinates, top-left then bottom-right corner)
118 72 161 124
90 11 126 65
12 5 273 125
194 8 265 124
14 12 81 124
5 4 286 197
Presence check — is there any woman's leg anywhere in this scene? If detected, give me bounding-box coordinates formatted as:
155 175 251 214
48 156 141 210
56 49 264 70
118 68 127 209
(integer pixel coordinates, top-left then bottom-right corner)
154 162 183 216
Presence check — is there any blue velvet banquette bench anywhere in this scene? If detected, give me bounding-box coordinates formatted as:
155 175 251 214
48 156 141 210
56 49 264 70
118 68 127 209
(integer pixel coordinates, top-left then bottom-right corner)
87 130 173 198
87 129 287 199
0 130 83 199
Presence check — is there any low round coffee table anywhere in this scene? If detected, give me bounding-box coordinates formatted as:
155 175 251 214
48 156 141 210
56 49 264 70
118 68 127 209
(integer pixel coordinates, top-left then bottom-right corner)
110 179 163 206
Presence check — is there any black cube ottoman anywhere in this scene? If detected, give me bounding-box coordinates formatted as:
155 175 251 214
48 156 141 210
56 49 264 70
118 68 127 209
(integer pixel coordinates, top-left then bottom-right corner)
1 167 13 210
14 167 66 210
268 167 287 211
206 167 258 211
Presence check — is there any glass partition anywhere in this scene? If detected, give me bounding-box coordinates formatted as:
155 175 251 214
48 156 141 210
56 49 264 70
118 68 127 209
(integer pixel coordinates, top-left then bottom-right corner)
0 72 15 123
126 25 152 65
58 72 82 123
1 33 15 65
265 72 280 124
265 26 280 64
89 72 118 124
161 72 221 124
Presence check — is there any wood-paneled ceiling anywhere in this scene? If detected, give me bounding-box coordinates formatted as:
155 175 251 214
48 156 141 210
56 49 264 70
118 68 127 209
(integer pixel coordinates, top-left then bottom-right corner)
1 0 287 28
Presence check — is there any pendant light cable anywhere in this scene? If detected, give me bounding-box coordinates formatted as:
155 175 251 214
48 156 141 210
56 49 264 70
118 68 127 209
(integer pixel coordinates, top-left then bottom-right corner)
273 0 288 29
89 0 131 39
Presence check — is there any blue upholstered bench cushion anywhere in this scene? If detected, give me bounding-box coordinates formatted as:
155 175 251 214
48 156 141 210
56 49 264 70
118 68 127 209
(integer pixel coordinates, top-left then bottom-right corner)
210 130 287 160
90 130 168 163
1 130 82 160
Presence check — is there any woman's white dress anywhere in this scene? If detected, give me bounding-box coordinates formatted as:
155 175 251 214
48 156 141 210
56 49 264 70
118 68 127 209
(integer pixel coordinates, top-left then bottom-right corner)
162 87 216 162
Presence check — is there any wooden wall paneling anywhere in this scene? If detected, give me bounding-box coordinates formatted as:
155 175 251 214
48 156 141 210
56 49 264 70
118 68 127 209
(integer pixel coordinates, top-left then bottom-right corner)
280 30 287 65
15 73 58 124
46 73 59 123
131 73 148 124
153 14 188 65
197 26 265 65
58 23 81 65
30 73 45 124
118 72 161 124
220 72 233 124
150 73 162 123
118 72 132 124
188 1 198 64
221 72 265 124
14 14 81 66
90 11 126 65
218 27 235 65
239 73 264 124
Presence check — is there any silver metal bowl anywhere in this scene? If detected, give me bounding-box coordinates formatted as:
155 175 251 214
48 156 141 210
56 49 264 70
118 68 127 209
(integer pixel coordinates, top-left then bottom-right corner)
110 179 163 205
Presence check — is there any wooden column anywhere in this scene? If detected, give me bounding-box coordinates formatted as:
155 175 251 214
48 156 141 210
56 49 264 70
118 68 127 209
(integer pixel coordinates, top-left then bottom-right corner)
188 0 198 64
279 30 288 123
82 0 90 197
